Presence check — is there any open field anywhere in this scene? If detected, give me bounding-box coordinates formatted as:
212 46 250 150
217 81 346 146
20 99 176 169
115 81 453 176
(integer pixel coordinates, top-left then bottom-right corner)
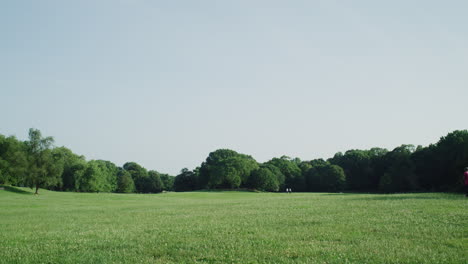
0 187 466 264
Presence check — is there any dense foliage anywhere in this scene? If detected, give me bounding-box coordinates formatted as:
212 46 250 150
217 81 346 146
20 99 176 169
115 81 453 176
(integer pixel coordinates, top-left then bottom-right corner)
0 129 174 194
0 128 467 193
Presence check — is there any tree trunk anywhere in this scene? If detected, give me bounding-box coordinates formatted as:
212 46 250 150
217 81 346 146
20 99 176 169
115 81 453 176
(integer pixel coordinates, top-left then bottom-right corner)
35 184 39 195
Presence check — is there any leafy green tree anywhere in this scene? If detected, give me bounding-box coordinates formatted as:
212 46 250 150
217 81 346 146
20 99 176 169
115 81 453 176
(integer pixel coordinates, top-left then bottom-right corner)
199 149 259 189
52 147 86 191
79 162 98 192
379 145 417 193
307 158 327 168
329 148 389 192
146 170 163 193
305 162 345 192
174 168 198 191
209 157 242 188
24 129 64 194
432 130 468 191
329 149 375 191
100 160 119 191
78 160 118 192
123 162 149 193
160 173 175 191
69 162 87 191
248 166 279 191
298 161 312 181
116 169 135 193
265 156 302 191
0 134 27 185
367 148 389 189
412 144 439 190
119 166 163 193
262 164 285 188
197 162 210 189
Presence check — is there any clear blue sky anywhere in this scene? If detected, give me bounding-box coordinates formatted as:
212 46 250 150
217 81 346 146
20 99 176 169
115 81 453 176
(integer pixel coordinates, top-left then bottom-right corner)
1 0 467 175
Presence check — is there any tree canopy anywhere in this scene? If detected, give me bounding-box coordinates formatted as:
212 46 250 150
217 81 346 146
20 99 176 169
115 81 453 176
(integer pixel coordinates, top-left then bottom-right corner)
0 128 467 194
24 129 63 194
199 149 259 189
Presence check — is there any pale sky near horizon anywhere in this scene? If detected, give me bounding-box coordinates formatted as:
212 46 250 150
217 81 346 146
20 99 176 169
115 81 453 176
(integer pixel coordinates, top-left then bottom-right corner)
1 0 467 175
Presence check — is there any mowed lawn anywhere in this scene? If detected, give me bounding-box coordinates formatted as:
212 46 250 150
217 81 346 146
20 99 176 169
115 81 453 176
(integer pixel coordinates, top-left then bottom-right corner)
0 188 466 264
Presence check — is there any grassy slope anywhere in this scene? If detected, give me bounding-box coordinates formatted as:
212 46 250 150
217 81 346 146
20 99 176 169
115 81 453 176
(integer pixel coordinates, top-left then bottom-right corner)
0 188 466 264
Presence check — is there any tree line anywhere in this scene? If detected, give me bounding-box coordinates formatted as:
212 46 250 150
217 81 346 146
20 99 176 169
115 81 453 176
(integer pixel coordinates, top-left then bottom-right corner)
0 129 174 194
0 128 467 194
175 130 468 193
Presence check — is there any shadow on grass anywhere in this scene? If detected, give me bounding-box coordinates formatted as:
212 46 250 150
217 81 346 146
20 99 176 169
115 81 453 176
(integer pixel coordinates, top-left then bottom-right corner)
0 185 33 195
319 192 464 200
350 193 462 201
319 193 356 196
352 196 441 201
194 188 261 193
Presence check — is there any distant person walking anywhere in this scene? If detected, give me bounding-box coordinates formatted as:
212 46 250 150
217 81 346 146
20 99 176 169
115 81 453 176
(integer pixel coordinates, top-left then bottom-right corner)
464 167 468 197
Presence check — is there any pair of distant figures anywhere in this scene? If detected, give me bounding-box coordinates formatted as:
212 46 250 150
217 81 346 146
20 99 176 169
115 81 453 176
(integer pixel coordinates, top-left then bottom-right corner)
285 188 292 193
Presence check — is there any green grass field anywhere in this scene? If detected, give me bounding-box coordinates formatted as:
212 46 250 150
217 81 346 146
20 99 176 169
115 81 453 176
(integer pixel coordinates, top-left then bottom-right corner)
0 187 466 264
